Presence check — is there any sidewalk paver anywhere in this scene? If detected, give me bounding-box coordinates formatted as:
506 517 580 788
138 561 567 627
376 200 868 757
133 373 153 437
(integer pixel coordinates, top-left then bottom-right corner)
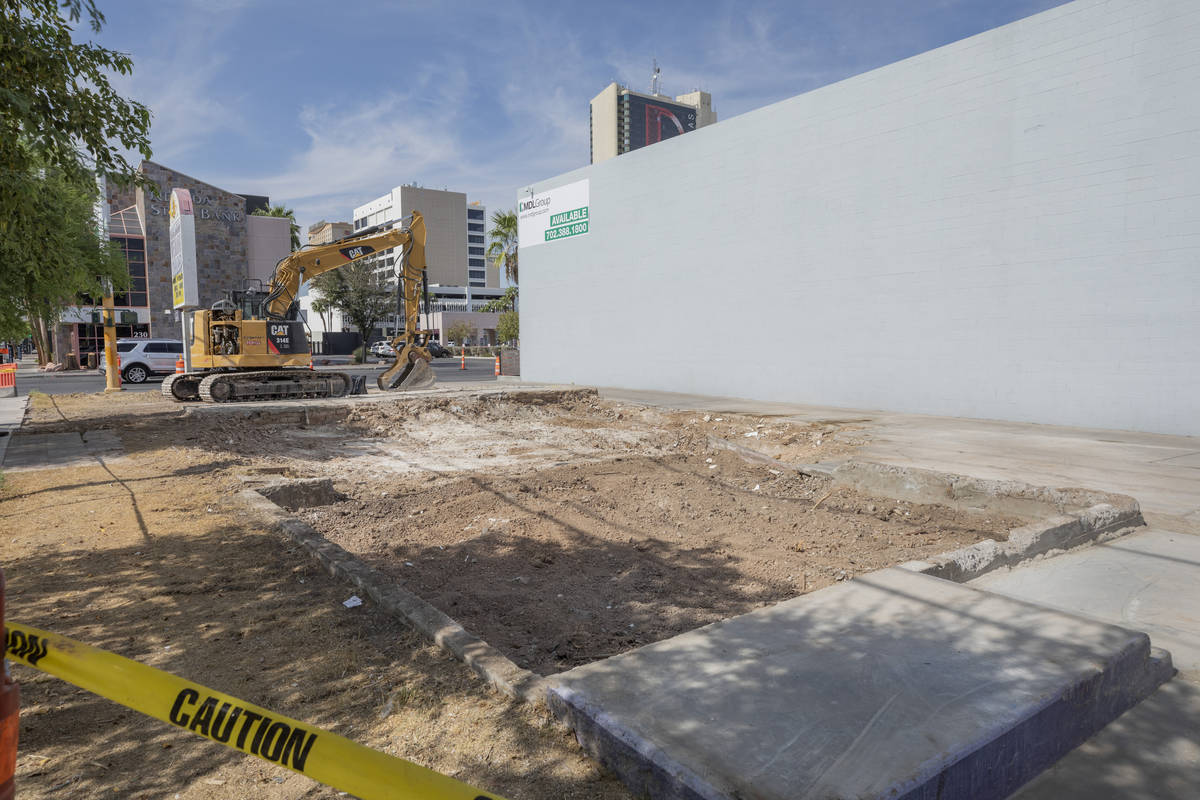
0 395 28 467
3 430 122 472
595 387 1200 797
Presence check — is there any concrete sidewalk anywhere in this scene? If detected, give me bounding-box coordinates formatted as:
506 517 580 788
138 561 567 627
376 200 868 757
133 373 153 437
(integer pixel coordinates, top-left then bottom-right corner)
595 387 1200 798
599 388 1200 531
974 529 1200 799
0 395 28 467
549 568 1172 800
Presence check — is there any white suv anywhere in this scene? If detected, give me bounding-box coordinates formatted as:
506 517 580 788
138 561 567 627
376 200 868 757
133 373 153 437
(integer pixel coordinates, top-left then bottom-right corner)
98 338 184 383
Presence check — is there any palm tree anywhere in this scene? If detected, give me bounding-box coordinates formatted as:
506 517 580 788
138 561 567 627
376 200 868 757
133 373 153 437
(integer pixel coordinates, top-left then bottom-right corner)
486 209 518 285
252 203 301 251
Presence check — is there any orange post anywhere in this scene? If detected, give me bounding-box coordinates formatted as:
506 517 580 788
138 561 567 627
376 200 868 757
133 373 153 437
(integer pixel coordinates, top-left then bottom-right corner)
0 570 19 800
460 350 466 371
494 354 501 376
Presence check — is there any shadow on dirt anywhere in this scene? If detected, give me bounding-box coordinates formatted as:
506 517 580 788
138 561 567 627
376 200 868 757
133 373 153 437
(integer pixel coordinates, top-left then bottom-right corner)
4 524 631 799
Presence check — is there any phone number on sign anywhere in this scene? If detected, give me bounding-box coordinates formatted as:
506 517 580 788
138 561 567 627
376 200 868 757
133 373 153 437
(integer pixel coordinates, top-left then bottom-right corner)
544 221 588 241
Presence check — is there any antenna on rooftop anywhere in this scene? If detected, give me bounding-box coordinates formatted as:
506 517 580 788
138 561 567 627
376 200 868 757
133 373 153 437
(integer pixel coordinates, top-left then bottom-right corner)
649 59 661 95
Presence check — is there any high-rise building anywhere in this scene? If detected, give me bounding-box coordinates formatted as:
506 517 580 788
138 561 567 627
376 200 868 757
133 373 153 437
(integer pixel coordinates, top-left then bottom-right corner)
466 201 488 288
306 220 352 246
351 185 495 289
338 185 506 347
589 82 717 164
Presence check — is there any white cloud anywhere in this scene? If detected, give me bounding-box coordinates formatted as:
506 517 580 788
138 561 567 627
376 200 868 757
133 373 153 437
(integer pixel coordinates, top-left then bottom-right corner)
102 2 252 162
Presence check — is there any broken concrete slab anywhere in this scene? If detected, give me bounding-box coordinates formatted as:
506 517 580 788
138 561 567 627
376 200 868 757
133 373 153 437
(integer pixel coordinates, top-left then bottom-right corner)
547 567 1172 800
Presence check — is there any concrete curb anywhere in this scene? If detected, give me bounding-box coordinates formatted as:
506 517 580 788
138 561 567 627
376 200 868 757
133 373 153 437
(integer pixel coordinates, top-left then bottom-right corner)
547 686 727 800
238 488 550 705
828 461 1144 583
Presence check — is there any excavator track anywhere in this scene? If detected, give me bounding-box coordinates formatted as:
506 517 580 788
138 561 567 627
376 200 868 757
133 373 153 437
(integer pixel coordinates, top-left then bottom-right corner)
162 373 203 402
197 370 351 403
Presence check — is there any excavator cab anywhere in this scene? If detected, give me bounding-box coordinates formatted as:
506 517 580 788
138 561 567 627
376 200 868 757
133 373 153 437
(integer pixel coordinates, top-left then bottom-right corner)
228 280 272 321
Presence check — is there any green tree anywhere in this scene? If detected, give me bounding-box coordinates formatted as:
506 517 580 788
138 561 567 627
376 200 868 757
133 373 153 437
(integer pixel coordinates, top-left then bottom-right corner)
479 286 518 313
318 263 392 361
1 0 152 228
486 209 518 285
0 162 129 362
308 291 334 335
445 320 476 347
1 0 152 344
252 204 301 251
497 311 519 346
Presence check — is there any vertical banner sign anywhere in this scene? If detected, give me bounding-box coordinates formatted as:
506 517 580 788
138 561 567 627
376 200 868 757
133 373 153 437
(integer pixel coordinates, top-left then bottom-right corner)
170 188 199 309
517 179 589 249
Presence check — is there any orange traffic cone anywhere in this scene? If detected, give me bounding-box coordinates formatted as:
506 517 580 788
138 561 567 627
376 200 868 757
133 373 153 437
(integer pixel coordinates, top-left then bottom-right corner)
175 355 185 374
494 354 501 376
460 350 466 370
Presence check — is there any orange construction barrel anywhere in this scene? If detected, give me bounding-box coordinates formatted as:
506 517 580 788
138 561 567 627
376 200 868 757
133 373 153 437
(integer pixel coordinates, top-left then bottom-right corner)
0 570 19 800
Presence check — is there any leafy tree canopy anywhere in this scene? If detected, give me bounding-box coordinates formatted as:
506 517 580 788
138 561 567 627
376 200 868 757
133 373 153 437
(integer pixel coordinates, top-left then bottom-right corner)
496 311 519 346
1 0 152 348
1 0 153 227
445 320 476 346
315 262 392 347
0 161 129 352
479 286 518 313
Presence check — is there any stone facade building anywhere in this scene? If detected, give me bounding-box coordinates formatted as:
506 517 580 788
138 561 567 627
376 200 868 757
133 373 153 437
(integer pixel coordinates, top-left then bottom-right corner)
58 161 283 363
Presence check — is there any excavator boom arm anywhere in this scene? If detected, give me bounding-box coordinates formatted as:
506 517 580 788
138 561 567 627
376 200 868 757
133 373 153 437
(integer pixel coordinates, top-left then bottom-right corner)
262 213 426 320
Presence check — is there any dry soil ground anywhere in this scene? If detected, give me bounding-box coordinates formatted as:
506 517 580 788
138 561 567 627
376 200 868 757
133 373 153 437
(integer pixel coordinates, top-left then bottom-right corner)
1 391 628 799
0 388 1018 798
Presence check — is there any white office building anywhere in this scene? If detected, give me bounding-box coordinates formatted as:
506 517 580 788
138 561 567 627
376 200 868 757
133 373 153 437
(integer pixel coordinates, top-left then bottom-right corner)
311 185 509 346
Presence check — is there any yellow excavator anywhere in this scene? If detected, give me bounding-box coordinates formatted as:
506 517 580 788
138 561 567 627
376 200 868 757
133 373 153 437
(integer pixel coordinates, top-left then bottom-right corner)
163 211 437 403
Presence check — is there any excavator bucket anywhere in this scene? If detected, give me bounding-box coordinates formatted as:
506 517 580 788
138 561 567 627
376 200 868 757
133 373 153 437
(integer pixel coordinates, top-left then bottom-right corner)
378 348 436 391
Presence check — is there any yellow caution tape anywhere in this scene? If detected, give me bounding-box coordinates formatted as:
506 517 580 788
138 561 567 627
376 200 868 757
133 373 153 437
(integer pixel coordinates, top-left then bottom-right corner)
4 622 507 800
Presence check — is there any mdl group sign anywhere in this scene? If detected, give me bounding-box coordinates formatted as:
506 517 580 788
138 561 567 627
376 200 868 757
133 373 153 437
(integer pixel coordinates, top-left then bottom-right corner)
518 179 589 249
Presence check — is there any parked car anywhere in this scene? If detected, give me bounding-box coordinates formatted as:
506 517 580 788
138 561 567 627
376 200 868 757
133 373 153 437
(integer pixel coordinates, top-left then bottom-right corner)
368 341 395 358
425 341 451 358
97 338 184 383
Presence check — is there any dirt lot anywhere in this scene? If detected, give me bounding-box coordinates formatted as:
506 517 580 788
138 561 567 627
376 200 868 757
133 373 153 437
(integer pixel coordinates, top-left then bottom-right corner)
288 394 1018 675
1 388 1018 797
1 391 630 799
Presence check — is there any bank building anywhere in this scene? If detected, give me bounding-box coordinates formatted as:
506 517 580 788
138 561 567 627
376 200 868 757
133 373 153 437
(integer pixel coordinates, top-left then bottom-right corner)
55 161 290 363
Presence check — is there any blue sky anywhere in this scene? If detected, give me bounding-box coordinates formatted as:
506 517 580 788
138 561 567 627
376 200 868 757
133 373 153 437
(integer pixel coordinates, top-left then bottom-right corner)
92 0 1069 243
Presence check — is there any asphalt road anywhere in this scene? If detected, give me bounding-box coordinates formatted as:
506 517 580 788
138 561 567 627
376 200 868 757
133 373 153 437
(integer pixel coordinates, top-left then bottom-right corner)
15 357 499 396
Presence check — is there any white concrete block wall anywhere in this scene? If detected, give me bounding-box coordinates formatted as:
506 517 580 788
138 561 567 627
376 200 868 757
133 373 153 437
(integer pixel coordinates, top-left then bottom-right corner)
521 0 1200 436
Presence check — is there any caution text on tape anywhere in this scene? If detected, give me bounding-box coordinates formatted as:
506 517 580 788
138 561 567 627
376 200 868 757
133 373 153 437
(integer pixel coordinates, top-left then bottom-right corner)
5 622 505 800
